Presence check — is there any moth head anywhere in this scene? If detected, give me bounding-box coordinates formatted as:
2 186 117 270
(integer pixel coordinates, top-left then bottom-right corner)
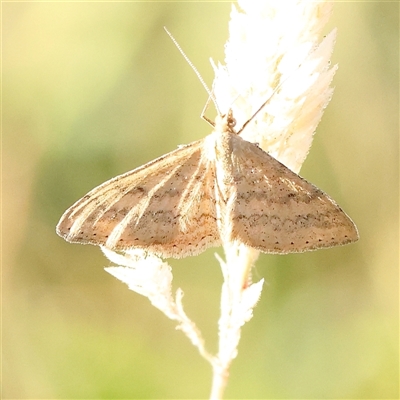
215 109 237 134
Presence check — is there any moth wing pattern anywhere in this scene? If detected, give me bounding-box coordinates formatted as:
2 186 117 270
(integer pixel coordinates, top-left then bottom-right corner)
57 140 221 258
229 134 359 253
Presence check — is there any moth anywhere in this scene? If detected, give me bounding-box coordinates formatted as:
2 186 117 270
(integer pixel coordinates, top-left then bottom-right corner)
56 109 359 258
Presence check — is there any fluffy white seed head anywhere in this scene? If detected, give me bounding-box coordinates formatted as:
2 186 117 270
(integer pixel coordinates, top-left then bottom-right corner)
212 0 336 173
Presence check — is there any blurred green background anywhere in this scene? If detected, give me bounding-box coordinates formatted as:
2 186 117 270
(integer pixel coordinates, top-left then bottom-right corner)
3 2 398 399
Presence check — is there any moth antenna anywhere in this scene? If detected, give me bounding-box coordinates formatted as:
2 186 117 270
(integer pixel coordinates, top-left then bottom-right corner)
237 64 304 135
164 27 221 117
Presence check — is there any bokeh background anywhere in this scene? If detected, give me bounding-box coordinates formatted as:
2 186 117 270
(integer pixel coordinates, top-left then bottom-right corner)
3 2 398 399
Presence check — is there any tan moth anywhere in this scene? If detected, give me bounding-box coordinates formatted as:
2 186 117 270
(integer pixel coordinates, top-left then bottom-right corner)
56 107 358 258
